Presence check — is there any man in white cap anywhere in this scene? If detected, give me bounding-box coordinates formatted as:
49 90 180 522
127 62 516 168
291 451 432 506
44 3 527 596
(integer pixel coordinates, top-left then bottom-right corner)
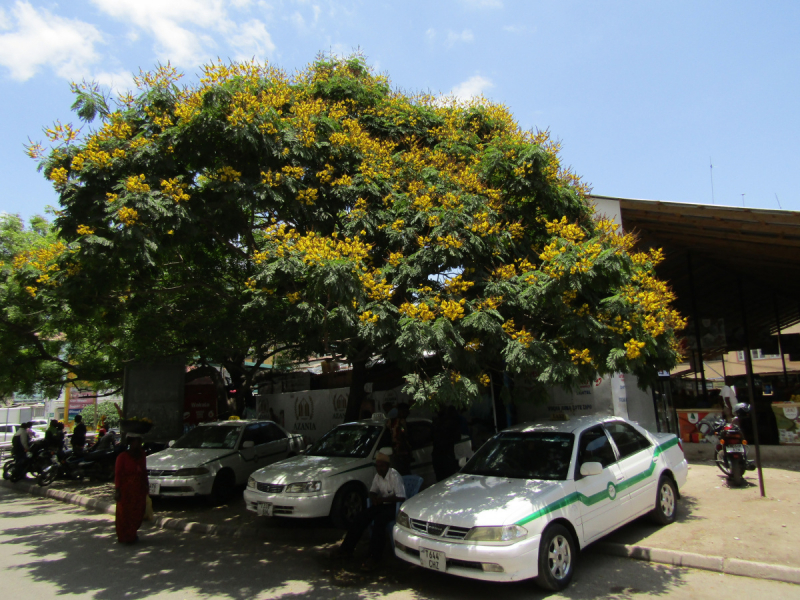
331 447 405 569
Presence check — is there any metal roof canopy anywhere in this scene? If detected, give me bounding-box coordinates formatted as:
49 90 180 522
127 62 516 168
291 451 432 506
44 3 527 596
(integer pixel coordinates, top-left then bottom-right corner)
593 196 800 356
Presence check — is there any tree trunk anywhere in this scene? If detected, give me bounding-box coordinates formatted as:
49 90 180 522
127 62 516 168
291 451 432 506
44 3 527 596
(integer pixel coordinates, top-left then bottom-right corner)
344 358 368 423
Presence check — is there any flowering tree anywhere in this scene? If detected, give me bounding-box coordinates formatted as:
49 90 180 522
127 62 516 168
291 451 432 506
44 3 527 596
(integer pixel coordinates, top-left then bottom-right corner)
24 55 684 417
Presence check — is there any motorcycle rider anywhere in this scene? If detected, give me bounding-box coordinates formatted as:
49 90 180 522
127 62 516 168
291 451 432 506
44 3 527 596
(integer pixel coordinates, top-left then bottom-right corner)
71 414 87 455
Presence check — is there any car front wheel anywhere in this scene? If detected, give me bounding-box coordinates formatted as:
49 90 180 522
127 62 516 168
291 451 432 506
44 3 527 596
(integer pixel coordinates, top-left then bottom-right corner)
330 483 365 529
536 524 576 591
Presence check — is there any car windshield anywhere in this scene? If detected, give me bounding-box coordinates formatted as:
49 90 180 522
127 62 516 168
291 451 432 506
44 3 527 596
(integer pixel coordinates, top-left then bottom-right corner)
461 432 575 480
306 424 383 458
172 425 242 450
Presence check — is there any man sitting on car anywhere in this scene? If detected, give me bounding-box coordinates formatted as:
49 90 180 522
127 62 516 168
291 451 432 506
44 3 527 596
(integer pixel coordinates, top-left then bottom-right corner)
331 448 405 570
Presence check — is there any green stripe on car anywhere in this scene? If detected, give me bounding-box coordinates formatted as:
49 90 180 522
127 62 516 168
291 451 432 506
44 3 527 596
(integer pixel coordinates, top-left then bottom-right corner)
515 437 679 526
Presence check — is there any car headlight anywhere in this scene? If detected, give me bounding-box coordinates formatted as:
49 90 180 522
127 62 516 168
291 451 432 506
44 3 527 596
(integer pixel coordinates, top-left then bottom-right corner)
284 481 322 493
174 467 210 476
396 510 410 529
464 525 528 542
247 477 256 489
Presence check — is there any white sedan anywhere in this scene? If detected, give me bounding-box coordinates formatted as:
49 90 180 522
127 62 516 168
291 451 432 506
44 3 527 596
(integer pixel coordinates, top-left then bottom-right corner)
244 415 473 528
393 415 688 590
147 420 305 503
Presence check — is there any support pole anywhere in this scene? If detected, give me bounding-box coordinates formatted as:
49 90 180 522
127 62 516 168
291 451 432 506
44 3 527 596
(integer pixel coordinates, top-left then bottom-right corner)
773 294 789 388
687 252 708 403
738 278 765 497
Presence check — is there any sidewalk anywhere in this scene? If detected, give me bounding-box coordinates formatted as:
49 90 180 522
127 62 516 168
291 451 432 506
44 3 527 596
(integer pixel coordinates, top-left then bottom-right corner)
3 461 800 585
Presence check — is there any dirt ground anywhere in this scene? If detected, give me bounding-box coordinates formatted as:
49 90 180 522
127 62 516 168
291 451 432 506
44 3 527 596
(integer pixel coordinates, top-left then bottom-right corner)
603 461 800 568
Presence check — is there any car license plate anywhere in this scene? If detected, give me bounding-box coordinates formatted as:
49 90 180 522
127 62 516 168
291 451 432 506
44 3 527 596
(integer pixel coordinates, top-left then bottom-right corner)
148 482 160 495
420 547 445 571
726 444 744 453
257 502 273 517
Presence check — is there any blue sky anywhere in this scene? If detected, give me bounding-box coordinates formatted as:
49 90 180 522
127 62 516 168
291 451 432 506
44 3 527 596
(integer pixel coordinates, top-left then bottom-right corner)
1 0 798 221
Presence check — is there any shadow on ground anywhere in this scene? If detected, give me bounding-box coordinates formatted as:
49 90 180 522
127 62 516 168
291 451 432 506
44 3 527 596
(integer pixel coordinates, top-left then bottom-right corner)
0 490 691 600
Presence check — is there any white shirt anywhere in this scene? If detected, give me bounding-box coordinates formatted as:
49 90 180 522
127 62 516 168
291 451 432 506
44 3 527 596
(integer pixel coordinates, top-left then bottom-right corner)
721 386 737 410
370 467 406 499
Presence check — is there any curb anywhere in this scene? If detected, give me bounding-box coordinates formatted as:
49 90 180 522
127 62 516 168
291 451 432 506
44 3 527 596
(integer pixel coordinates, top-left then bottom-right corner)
4 480 799 585
593 542 800 586
0 479 286 541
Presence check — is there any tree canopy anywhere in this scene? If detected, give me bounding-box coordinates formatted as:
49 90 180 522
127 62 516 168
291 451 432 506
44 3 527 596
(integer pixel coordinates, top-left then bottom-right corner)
13 54 685 414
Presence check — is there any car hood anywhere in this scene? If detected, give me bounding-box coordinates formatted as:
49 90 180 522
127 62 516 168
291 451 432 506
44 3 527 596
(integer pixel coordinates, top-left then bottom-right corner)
401 473 565 528
147 447 237 470
250 454 374 484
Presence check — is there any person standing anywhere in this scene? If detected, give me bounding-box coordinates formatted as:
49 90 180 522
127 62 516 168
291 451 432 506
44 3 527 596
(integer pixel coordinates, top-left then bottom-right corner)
114 433 149 544
71 414 87 455
721 379 738 422
331 449 405 570
432 406 461 481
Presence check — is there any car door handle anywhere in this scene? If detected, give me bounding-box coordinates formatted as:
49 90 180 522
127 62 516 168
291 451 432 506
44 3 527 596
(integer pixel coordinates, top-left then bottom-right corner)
614 473 625 483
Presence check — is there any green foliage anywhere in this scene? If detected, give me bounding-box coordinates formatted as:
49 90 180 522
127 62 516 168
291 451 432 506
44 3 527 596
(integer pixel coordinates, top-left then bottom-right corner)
15 54 685 410
80 400 121 429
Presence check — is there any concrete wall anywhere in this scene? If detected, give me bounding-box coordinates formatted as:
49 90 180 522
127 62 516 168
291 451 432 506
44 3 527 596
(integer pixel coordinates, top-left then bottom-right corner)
123 358 186 442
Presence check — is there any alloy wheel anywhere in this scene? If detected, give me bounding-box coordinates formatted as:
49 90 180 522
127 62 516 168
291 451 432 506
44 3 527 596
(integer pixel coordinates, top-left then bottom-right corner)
660 482 675 518
548 534 572 580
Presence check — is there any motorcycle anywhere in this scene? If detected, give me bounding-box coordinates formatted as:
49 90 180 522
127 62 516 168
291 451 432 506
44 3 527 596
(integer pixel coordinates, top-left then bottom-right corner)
713 403 756 486
3 441 47 483
66 445 123 481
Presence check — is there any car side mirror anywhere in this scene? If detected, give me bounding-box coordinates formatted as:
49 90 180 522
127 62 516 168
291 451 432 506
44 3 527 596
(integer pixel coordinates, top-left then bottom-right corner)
458 456 468 468
168 440 175 447
580 462 603 477
242 441 255 449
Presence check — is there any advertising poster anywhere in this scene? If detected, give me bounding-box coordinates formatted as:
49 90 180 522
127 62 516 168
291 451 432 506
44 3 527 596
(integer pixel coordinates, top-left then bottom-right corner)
66 386 97 421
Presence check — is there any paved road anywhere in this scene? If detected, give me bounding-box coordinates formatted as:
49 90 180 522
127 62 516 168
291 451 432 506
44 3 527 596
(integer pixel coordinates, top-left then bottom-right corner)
1 487 797 600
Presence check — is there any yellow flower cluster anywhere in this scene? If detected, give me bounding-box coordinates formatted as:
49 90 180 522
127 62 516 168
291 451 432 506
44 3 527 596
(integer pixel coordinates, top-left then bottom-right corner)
442 275 474 294
478 373 491 387
126 174 150 193
216 166 242 182
360 272 394 301
117 207 139 226
106 193 118 203
287 292 301 304
296 188 318 206
493 264 516 280
625 338 646 360
569 348 592 365
388 251 403 266
546 216 586 243
436 235 462 249
439 299 466 320
76 225 95 236
49 167 68 185
161 178 190 203
502 319 534 348
465 338 481 352
450 371 462 384
44 121 80 143
359 310 379 324
316 164 335 183
475 296 503 311
399 301 436 321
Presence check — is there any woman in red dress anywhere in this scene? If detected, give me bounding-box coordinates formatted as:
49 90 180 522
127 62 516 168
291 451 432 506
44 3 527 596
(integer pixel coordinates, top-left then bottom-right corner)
114 434 148 544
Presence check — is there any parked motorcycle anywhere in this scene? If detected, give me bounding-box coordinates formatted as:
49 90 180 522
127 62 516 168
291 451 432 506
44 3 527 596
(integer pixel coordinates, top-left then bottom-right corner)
66 446 123 481
713 403 756 486
2 441 47 483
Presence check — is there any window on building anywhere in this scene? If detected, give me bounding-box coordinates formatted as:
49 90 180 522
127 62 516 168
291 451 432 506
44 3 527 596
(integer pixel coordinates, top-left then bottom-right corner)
737 349 781 361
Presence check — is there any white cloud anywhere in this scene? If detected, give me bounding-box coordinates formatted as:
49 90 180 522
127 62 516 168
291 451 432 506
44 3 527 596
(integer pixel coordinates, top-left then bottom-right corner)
461 0 503 8
0 1 103 81
90 0 265 67
446 29 474 47
94 70 136 95
449 75 493 102
229 19 275 60
425 28 436 42
0 8 11 30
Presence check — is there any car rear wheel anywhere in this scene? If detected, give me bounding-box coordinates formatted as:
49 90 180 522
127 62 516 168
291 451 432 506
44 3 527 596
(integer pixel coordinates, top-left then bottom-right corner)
651 475 678 525
536 524 576 591
330 483 365 529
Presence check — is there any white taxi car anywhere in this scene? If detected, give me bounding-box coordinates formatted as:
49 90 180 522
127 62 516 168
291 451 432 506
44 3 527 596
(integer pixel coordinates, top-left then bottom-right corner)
393 416 688 590
244 415 473 528
147 420 304 503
